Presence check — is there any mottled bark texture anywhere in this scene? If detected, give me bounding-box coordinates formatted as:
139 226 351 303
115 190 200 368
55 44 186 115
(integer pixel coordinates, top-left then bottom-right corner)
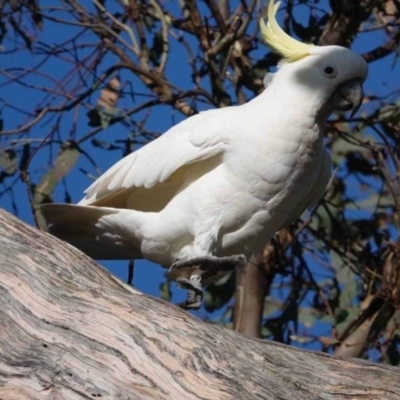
0 207 399 400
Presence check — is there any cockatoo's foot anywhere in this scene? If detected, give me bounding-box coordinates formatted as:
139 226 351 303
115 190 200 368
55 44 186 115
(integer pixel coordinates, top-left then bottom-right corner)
168 254 246 310
175 275 203 310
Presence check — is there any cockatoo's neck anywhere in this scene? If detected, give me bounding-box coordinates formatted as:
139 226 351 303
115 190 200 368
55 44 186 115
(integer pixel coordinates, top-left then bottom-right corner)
247 66 333 132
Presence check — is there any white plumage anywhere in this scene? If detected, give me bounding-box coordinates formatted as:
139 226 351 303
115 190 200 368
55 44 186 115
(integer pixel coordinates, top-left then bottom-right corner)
41 0 368 308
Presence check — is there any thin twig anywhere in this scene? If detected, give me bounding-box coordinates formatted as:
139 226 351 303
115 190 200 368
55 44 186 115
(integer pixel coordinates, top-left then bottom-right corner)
93 0 140 56
127 260 135 286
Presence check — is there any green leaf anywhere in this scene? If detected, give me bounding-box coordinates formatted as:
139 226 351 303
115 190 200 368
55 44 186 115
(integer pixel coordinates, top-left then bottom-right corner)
18 143 30 172
261 326 273 338
334 308 349 325
290 334 313 344
35 142 80 229
143 14 155 31
203 273 235 313
34 142 80 207
345 151 376 176
298 307 317 329
0 149 18 177
87 107 119 129
100 111 113 129
159 280 171 302
87 109 102 127
91 138 119 151
149 30 164 67
263 297 282 318
336 307 359 333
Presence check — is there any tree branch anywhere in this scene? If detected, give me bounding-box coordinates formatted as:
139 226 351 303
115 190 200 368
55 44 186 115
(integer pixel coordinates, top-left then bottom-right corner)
0 208 399 399
318 0 379 46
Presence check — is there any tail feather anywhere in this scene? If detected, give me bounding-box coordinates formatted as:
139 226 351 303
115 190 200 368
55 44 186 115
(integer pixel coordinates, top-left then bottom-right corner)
40 203 141 260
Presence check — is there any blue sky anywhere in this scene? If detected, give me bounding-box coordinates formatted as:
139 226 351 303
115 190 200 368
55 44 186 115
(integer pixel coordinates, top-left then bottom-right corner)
1 0 399 338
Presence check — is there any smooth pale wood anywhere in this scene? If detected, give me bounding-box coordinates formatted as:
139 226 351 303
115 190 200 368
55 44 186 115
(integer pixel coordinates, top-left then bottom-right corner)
0 208 399 400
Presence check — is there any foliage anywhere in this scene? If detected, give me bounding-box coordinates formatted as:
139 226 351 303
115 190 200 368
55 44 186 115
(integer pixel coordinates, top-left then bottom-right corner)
1 0 400 365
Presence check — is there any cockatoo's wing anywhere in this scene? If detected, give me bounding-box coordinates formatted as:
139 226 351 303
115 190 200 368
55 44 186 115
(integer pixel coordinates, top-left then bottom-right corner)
280 148 332 228
79 108 233 210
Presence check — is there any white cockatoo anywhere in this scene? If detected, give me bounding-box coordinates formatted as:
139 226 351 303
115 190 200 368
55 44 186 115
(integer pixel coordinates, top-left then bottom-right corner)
41 0 368 309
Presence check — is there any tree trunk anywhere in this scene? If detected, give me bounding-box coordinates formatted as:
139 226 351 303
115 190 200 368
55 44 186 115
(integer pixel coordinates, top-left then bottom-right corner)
0 207 399 400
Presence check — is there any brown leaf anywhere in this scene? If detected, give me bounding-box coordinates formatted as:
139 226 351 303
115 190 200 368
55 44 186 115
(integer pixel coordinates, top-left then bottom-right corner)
98 77 120 109
319 336 340 347
374 0 397 34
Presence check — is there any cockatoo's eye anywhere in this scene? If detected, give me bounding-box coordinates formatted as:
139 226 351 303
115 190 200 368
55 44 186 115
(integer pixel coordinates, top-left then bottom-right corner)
322 65 337 78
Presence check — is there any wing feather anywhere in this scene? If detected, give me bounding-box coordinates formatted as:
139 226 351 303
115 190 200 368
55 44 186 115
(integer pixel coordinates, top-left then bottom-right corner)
79 108 235 206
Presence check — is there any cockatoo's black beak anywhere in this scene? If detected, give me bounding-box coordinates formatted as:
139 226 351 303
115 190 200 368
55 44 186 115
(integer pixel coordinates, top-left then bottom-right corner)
333 78 364 117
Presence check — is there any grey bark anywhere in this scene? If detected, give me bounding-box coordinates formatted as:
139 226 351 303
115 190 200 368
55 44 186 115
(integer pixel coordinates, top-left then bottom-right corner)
0 207 399 400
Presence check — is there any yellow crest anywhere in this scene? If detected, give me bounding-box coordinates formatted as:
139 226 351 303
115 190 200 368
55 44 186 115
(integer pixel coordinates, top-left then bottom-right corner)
259 0 313 62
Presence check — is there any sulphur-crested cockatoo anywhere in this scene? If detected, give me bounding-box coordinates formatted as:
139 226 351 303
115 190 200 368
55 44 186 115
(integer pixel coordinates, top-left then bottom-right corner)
41 0 368 309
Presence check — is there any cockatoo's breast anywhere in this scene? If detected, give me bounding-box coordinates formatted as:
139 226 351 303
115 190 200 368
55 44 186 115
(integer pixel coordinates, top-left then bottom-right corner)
216 116 324 255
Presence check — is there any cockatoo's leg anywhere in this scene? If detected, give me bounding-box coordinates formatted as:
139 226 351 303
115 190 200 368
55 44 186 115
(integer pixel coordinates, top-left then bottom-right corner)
168 254 246 310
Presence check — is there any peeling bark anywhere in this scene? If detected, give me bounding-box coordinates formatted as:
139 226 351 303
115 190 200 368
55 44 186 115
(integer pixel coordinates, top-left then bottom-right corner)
0 207 399 400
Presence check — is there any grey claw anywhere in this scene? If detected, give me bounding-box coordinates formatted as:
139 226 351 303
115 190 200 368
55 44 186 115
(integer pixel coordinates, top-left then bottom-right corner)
176 276 202 294
175 276 203 310
176 299 202 310
169 254 247 311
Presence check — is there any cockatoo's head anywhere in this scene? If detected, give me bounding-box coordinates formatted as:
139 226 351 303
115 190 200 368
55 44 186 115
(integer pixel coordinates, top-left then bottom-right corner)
260 0 368 117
